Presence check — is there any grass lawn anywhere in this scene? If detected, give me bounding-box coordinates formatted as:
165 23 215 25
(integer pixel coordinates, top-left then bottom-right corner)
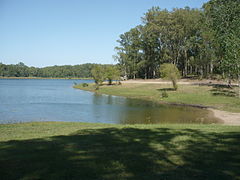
0 122 240 180
74 83 240 112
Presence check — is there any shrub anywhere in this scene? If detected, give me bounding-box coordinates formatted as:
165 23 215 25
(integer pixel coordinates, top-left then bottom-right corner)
211 74 223 81
82 83 88 87
160 63 181 90
95 84 99 90
161 91 168 98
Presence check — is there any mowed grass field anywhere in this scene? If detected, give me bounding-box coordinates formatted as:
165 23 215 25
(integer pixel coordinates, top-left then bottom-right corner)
74 83 240 112
0 122 240 180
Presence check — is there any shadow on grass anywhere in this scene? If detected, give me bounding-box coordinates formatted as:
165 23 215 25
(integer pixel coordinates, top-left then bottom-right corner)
210 84 237 97
0 128 240 180
157 88 176 92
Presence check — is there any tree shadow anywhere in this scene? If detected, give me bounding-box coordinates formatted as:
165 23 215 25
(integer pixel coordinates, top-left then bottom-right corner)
157 88 176 92
210 84 237 97
0 127 239 180
199 83 238 88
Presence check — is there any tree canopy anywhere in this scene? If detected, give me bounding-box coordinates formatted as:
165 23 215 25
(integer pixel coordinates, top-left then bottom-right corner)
160 63 181 90
114 1 240 83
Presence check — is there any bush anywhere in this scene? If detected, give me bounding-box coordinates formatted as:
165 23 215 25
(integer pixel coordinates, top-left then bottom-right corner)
161 91 168 98
95 84 99 90
160 63 181 90
211 74 223 81
82 83 88 87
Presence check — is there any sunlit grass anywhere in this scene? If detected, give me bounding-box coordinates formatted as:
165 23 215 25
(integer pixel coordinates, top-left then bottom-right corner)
74 83 240 112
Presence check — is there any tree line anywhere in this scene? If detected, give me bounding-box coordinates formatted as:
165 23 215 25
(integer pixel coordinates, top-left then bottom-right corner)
114 0 240 83
0 62 96 78
1 0 239 84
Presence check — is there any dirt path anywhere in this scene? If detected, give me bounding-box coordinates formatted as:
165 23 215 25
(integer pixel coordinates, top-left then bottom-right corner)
209 109 240 126
121 79 238 86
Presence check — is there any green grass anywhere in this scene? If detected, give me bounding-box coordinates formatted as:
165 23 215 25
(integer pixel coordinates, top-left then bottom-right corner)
0 122 240 180
74 83 240 112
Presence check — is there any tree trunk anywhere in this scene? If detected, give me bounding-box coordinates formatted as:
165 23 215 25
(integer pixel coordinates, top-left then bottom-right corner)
238 74 240 98
125 67 127 78
148 67 151 79
195 66 198 75
206 64 209 78
184 50 188 77
227 73 232 88
190 66 193 74
210 61 213 74
108 79 112 85
200 66 203 79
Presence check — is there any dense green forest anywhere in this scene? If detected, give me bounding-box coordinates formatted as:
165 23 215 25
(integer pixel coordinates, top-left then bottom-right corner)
114 0 240 81
0 62 95 78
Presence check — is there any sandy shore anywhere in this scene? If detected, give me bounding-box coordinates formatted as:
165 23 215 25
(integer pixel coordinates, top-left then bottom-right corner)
209 109 240 126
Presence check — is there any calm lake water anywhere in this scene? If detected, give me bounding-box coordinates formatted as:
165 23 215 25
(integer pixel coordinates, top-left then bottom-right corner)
0 79 221 124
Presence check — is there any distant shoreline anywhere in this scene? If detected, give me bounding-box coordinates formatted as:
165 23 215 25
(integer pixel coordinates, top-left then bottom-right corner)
0 76 93 80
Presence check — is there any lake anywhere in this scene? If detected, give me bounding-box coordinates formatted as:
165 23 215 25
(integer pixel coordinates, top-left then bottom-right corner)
0 79 221 124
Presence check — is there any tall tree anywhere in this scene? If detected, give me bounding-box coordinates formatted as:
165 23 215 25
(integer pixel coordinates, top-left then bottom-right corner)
105 65 120 85
91 65 106 89
204 0 240 95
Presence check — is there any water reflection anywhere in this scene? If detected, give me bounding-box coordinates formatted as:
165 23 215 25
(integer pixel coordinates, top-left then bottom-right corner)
92 93 221 124
0 79 222 124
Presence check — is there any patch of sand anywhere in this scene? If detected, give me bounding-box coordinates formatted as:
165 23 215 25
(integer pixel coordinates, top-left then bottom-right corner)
209 109 240 126
121 79 238 86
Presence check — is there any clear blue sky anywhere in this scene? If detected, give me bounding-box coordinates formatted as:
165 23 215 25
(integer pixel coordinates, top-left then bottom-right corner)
0 0 209 67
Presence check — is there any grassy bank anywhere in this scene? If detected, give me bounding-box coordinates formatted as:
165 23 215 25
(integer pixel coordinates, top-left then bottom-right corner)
0 122 240 180
74 83 240 112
